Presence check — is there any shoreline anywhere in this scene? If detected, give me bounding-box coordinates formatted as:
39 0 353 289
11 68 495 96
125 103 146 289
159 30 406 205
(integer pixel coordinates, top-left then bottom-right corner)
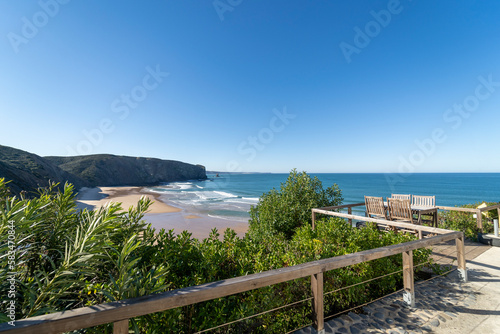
76 186 249 239
77 186 182 214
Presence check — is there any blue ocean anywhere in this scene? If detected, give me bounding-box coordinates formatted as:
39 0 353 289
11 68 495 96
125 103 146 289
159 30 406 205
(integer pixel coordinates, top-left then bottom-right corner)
148 173 500 221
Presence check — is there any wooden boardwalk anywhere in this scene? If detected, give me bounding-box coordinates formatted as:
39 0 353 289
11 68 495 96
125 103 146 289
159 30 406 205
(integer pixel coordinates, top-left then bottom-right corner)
429 239 490 266
295 239 493 334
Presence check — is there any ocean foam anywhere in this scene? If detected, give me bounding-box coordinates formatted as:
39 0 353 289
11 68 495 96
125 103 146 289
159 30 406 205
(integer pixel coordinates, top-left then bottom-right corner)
176 183 194 190
225 198 258 205
213 191 238 198
242 197 259 202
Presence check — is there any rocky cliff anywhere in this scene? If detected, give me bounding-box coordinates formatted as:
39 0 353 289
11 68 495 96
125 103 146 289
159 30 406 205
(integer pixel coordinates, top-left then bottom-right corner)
0 145 206 195
0 145 86 195
45 154 206 187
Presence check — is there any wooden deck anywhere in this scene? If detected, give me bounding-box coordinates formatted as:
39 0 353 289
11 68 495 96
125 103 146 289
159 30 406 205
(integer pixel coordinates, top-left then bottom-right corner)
430 239 490 266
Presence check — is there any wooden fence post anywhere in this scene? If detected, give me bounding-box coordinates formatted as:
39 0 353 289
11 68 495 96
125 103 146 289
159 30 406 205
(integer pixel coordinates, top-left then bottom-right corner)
476 209 483 232
456 235 468 282
113 319 129 334
312 210 316 230
311 272 324 333
402 250 415 308
348 207 352 226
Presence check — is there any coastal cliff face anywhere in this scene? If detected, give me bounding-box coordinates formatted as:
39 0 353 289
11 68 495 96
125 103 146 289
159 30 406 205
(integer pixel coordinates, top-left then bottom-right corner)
0 145 86 195
0 145 206 195
45 155 207 187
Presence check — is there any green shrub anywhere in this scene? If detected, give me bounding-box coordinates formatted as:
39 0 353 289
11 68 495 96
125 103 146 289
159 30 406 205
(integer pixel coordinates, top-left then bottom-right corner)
248 169 343 240
439 202 499 240
0 179 166 326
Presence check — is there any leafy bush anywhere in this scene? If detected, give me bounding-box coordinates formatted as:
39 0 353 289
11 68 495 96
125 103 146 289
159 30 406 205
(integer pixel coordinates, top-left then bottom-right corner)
0 178 432 333
248 169 343 240
0 178 167 328
439 202 499 240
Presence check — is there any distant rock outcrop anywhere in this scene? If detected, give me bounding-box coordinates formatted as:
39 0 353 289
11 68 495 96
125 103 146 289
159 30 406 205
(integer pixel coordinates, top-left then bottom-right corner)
0 145 206 196
45 154 206 187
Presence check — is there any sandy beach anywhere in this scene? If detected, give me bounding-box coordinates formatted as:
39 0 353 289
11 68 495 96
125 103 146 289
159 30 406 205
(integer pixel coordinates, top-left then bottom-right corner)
77 186 181 213
76 186 249 239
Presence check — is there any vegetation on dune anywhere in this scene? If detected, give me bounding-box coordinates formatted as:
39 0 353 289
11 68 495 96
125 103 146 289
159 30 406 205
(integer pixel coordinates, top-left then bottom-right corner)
1 173 433 333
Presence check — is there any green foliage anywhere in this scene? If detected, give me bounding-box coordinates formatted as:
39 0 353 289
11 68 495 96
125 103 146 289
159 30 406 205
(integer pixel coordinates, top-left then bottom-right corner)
439 201 499 240
248 169 343 240
0 178 10 198
289 219 430 315
0 180 166 326
0 179 433 333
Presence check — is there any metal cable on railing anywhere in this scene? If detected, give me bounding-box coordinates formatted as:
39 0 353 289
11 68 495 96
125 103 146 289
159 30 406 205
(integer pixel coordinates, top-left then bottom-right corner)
323 285 405 322
322 258 435 298
320 260 431 314
416 268 456 285
323 268 404 297
196 233 462 333
195 259 435 333
193 295 314 334
322 265 456 323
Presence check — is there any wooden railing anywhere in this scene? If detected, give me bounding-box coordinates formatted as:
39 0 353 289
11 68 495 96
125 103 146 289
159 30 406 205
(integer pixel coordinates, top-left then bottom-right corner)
312 202 365 227
314 201 500 232
0 215 467 334
437 203 500 232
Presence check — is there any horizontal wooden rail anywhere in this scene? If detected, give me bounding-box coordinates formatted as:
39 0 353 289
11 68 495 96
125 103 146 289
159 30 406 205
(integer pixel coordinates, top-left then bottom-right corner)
478 203 500 212
313 203 365 227
312 208 453 235
479 204 500 233
437 203 500 232
436 206 479 213
0 229 464 334
320 202 500 233
437 206 482 229
316 202 365 211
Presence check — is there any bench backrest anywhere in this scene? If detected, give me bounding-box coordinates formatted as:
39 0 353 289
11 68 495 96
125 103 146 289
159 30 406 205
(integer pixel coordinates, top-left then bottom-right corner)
365 196 386 219
412 195 435 207
388 198 413 222
391 194 411 201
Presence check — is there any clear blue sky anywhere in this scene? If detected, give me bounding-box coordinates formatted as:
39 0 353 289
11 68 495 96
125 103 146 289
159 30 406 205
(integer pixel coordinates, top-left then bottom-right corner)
1 0 499 173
